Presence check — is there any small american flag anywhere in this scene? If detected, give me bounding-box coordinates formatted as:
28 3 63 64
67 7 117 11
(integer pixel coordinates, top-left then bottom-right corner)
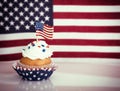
35 22 54 39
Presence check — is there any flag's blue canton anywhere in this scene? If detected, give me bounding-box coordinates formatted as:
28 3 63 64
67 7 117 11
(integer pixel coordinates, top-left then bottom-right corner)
0 0 53 33
35 21 43 31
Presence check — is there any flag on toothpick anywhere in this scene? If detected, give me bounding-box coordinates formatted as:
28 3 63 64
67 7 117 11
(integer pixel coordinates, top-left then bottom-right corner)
35 22 54 39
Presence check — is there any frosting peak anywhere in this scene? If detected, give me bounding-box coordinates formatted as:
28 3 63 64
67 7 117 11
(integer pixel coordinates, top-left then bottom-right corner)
22 40 53 60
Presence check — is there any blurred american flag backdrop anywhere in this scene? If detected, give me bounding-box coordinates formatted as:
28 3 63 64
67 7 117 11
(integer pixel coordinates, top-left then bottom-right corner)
0 0 120 63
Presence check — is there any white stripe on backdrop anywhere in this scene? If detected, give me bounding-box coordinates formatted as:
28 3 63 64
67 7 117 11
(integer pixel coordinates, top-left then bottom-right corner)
54 5 120 12
0 46 120 55
0 33 120 40
54 19 120 26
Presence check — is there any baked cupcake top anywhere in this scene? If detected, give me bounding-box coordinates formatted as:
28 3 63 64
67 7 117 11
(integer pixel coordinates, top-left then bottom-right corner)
22 40 53 60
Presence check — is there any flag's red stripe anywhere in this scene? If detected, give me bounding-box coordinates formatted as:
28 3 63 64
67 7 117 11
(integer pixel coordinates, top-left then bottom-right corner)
36 31 53 39
53 52 120 58
36 30 53 36
54 0 120 5
54 12 120 19
54 26 120 33
43 28 53 32
36 29 53 34
1 39 120 48
44 25 54 29
43 28 54 33
1 52 120 61
0 53 22 61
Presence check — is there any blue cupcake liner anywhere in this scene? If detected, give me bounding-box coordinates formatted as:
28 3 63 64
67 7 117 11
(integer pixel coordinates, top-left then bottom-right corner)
12 63 56 81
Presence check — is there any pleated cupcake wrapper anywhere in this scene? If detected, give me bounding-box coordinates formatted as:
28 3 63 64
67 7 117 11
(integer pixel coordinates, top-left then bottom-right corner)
12 63 57 81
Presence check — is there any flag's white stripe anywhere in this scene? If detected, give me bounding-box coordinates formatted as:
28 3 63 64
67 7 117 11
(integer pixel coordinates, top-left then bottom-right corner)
0 33 120 40
54 19 120 26
0 46 120 55
54 5 120 12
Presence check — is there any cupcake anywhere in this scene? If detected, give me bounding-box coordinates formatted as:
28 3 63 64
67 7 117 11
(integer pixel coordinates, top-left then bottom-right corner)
13 40 56 81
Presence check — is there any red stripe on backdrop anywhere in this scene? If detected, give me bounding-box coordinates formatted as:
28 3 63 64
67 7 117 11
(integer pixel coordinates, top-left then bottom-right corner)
47 39 120 46
54 0 120 5
0 53 22 61
0 52 120 61
54 26 120 33
54 12 120 19
0 39 34 48
53 52 120 59
1 39 120 47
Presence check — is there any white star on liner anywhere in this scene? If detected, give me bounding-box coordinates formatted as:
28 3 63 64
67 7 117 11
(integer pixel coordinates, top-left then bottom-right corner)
30 11 34 16
22 73 25 76
40 73 44 75
45 74 48 76
29 78 32 80
30 20 34 25
37 78 41 80
15 25 20 30
5 26 10 31
10 21 14 25
20 20 24 25
25 25 30 30
33 75 36 78
30 71 33 74
39 2 44 7
26 73 28 76
9 11 13 16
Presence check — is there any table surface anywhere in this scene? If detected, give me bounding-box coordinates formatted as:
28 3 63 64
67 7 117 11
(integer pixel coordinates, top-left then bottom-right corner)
0 61 120 91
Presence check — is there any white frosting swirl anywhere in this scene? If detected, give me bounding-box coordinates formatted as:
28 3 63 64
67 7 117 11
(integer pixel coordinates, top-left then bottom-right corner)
22 40 53 60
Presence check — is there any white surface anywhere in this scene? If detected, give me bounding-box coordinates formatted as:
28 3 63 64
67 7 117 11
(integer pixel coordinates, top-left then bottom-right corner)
0 61 120 91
